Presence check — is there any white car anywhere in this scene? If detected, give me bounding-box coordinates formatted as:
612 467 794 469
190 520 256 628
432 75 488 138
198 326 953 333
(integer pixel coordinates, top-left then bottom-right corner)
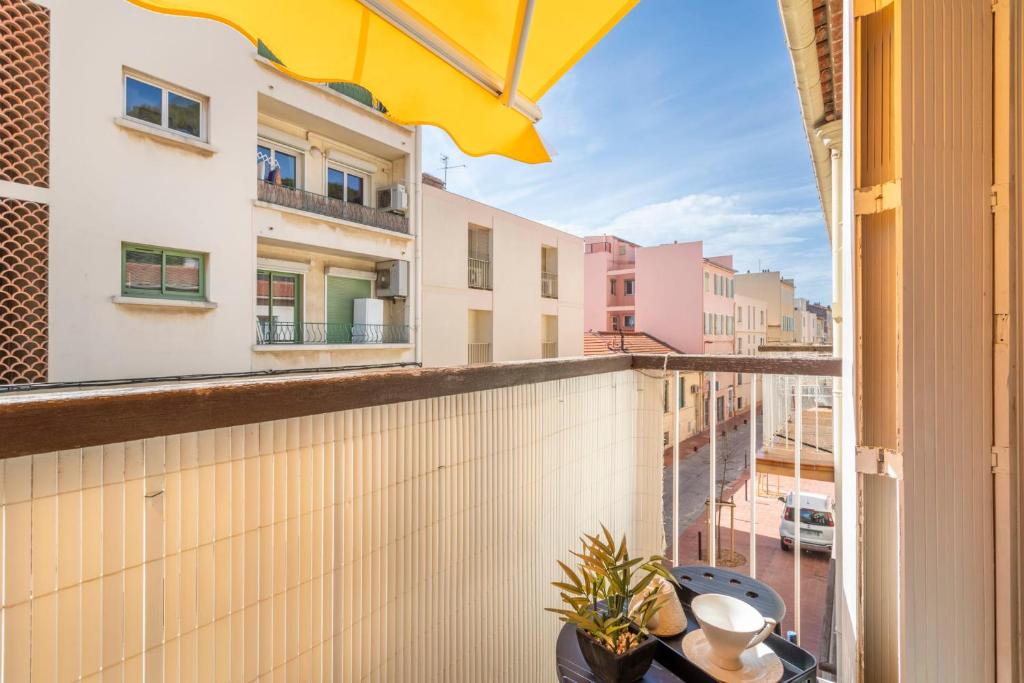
779 491 834 553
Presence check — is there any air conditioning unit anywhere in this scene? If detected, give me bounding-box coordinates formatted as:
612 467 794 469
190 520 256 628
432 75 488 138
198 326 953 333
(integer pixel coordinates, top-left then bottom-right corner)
376 260 409 298
377 184 408 214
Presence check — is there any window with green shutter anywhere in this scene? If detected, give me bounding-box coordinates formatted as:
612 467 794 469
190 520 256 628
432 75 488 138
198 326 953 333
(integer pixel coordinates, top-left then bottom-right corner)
122 244 206 300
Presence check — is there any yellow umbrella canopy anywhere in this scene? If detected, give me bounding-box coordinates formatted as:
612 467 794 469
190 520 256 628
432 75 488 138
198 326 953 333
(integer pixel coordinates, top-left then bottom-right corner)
127 0 640 163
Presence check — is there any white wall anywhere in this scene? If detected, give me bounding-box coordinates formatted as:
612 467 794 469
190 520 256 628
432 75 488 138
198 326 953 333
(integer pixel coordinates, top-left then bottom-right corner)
421 185 584 366
45 0 416 382
0 370 664 681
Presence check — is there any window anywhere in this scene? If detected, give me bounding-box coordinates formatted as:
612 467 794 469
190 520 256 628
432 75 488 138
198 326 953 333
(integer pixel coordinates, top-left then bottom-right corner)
124 74 204 139
663 381 670 413
624 315 635 329
737 306 742 323
678 379 686 408
327 165 366 205
704 272 710 292
256 270 302 343
738 338 743 353
625 279 635 295
122 244 205 300
760 310 765 326
618 245 626 256
610 279 617 295
611 316 619 330
257 142 300 188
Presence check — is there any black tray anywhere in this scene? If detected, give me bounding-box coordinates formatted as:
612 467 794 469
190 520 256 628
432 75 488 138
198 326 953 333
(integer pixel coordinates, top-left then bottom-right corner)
650 579 817 683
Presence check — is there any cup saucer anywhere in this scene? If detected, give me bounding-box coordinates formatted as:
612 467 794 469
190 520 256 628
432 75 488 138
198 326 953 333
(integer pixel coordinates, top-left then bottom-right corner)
681 629 785 683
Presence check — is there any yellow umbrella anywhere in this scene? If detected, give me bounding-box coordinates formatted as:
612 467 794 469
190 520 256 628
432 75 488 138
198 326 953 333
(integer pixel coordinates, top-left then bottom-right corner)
127 0 640 163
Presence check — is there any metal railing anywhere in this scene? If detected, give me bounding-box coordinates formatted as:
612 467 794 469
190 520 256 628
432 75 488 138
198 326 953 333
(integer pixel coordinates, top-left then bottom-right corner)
640 353 839 663
256 181 409 234
541 271 558 298
541 342 558 359
468 257 491 289
467 342 492 364
256 321 410 345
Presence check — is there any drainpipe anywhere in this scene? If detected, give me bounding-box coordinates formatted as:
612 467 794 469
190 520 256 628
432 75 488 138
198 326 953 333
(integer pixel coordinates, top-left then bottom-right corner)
412 126 424 365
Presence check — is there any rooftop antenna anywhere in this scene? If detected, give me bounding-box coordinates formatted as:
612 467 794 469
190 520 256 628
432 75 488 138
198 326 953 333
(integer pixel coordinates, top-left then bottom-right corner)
440 153 466 186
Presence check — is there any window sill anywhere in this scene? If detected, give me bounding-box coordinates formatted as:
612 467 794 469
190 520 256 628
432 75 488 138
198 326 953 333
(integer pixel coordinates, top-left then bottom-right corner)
252 343 413 352
113 117 217 155
112 295 218 310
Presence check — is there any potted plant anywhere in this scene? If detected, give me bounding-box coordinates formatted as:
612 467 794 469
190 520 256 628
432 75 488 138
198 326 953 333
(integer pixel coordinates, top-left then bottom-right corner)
546 525 678 683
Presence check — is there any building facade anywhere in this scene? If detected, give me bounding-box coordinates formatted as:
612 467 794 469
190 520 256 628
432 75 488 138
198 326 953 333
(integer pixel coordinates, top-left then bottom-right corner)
701 255 737 423
733 293 767 412
733 270 796 343
421 181 583 366
0 0 422 384
793 297 816 343
583 234 640 333
583 237 738 431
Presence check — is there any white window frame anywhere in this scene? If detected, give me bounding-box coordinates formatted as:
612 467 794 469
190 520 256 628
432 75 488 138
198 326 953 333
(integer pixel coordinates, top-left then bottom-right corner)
624 314 635 329
257 137 304 189
625 279 635 295
326 162 371 206
123 71 207 141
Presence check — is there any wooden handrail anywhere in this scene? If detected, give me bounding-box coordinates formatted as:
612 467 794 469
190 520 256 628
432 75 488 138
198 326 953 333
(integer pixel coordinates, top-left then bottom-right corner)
0 353 840 459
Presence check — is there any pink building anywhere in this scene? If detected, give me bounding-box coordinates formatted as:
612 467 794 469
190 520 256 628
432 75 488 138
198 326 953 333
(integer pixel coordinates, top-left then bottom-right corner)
584 236 738 426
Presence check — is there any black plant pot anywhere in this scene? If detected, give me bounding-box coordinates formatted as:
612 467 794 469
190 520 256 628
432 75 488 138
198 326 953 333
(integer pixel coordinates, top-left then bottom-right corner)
575 628 658 683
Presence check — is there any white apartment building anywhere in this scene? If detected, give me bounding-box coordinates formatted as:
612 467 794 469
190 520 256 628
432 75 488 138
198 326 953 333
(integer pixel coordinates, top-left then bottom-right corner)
421 177 583 366
1 0 421 384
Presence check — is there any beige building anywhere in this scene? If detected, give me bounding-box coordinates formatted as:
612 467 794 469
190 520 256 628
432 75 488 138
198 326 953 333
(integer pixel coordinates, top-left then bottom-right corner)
0 0 421 384
733 271 796 343
421 179 583 366
733 294 767 413
793 297 816 344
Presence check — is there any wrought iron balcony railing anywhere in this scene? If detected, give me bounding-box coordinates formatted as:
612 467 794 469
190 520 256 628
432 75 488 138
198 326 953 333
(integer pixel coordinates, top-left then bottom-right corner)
257 180 409 234
468 257 491 290
256 321 410 345
541 271 558 299
541 341 558 359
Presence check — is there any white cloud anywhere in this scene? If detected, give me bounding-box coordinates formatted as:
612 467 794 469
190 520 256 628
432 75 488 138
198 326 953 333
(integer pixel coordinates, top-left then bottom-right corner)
543 192 833 303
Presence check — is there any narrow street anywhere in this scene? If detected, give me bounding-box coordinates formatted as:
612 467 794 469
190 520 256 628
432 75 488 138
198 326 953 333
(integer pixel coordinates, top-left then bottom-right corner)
661 411 763 546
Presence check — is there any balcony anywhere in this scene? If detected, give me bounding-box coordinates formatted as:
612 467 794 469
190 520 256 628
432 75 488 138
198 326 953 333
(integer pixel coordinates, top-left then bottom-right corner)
257 180 409 234
256 320 410 345
542 341 558 358
541 271 558 298
468 341 492 363
468 257 491 290
0 352 843 680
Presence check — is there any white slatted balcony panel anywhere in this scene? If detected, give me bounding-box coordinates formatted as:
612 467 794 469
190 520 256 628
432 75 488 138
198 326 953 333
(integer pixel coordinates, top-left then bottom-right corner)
0 369 664 681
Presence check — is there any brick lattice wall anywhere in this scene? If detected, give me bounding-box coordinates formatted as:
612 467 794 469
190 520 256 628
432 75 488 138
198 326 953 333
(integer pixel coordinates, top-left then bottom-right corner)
0 198 48 383
0 0 50 187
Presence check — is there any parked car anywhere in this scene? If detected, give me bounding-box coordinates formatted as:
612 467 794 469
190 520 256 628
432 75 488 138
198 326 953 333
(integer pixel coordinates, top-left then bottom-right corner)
779 491 834 553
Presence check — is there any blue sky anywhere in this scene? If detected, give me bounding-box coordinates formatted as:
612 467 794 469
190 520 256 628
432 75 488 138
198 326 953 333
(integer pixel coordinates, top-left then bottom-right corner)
422 0 832 304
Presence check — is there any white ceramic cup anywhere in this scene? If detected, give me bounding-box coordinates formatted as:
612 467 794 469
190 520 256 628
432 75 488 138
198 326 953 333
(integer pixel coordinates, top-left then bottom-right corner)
691 593 777 671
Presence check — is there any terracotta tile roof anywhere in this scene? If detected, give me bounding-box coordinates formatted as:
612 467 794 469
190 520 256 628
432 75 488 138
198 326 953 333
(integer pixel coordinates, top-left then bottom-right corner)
584 331 681 356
